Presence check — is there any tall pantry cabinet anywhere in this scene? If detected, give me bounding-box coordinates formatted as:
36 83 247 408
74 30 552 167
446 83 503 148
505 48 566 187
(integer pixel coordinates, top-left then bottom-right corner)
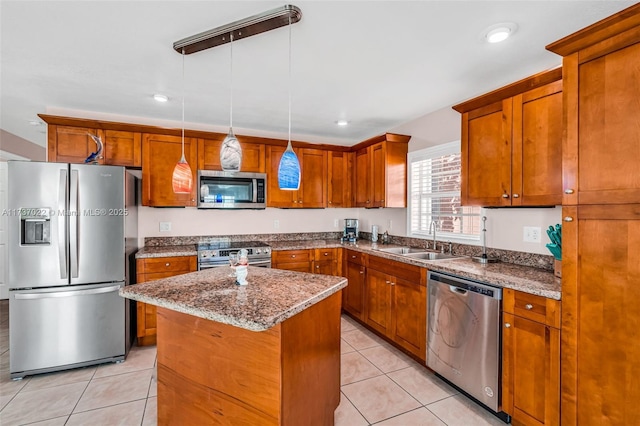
546 4 640 425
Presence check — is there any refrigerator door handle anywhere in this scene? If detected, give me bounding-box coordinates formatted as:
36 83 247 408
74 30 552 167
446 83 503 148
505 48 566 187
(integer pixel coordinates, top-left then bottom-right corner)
70 169 79 278
14 284 122 300
58 169 68 279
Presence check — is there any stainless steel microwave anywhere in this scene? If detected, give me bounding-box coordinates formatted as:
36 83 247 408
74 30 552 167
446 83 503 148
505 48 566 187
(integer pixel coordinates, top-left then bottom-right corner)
198 170 266 209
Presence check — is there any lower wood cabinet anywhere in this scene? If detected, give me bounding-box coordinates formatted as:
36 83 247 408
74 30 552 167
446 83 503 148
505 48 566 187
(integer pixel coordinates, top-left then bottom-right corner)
502 289 560 426
312 248 340 276
342 250 367 321
365 255 427 360
136 255 197 346
273 249 313 273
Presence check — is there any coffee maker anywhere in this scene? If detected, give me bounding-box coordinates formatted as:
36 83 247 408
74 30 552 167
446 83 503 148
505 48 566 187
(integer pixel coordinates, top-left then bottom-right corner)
343 219 359 242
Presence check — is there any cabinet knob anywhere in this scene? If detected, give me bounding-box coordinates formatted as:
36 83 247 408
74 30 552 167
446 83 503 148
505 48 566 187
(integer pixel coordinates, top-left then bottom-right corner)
525 304 533 310
328 201 332 204
381 199 384 202
564 217 574 222
512 193 519 198
390 282 395 286
505 323 511 328
352 255 356 259
165 263 170 267
367 200 370 203
291 255 296 258
316 265 319 269
359 270 364 274
502 194 509 199
564 189 575 194
385 280 391 284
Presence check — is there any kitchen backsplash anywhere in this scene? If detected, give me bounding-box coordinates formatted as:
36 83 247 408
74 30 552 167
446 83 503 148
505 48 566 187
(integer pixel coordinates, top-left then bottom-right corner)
144 232 554 271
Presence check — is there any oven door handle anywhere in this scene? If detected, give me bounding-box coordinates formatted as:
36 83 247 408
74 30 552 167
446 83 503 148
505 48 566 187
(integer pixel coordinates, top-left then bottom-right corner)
248 260 272 267
199 259 272 270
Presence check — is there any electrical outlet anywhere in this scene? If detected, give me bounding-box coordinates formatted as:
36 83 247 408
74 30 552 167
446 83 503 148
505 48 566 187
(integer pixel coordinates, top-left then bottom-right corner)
523 226 541 243
159 222 171 232
334 219 339 228
274 219 280 229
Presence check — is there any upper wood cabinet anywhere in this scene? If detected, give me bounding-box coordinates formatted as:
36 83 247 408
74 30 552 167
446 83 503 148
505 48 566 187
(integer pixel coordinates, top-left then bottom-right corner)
353 134 410 208
197 137 265 173
327 151 353 208
142 133 198 207
454 68 563 207
266 146 327 208
43 118 142 167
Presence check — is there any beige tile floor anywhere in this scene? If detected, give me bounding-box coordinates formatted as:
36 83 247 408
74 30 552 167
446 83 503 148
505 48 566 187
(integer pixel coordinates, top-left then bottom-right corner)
0 302 508 425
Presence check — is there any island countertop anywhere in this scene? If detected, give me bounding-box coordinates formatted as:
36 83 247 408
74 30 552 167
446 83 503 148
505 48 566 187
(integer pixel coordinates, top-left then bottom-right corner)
120 266 347 332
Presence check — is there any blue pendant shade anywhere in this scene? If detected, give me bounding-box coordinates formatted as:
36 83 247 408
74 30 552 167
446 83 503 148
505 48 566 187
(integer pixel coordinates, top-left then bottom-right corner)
278 144 300 190
278 14 300 191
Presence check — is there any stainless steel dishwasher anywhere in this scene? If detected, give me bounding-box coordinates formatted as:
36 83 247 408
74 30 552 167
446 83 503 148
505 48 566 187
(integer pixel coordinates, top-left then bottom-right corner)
427 271 503 413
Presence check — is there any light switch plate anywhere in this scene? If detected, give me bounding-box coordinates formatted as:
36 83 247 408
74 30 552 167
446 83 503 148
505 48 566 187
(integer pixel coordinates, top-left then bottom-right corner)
159 222 171 232
523 226 541 243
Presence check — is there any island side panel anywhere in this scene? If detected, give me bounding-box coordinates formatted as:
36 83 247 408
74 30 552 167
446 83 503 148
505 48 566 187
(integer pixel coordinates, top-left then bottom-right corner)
156 308 282 425
281 291 342 425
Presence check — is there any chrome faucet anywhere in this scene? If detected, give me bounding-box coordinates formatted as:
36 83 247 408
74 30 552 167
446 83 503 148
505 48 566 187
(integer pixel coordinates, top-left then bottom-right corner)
428 220 438 251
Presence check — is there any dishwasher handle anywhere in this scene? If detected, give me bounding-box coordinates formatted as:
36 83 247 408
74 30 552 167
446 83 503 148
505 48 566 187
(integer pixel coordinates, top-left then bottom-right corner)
450 285 468 295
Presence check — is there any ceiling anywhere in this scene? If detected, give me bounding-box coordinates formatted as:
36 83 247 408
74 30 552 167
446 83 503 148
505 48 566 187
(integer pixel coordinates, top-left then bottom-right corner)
1 1 635 148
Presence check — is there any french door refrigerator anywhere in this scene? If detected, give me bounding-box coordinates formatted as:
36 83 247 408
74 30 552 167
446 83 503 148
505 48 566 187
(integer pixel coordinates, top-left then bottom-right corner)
8 161 137 379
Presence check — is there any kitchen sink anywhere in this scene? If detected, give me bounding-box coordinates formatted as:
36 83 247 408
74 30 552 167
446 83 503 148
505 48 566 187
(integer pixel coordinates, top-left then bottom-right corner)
404 251 462 260
376 246 424 255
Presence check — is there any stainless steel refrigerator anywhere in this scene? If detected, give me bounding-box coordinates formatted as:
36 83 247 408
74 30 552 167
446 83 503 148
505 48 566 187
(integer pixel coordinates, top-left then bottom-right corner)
8 161 138 379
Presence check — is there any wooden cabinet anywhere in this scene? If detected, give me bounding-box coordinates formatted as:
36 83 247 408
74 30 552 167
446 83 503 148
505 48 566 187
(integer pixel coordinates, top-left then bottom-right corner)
45 123 142 167
342 249 367 320
136 255 197 346
266 146 327 208
502 289 560 426
545 6 640 425
327 151 353 208
454 68 563 207
197 137 265 173
353 134 410 208
141 133 198 207
312 248 340 276
365 255 426 359
273 249 313 273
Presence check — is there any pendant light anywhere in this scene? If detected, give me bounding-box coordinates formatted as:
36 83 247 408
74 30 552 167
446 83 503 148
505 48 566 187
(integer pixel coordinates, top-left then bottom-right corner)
172 49 193 194
220 33 242 172
277 14 301 190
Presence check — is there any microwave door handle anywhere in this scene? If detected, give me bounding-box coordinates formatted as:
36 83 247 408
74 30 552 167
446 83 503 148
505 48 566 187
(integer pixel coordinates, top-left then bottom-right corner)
58 169 68 279
70 169 79 279
253 178 258 202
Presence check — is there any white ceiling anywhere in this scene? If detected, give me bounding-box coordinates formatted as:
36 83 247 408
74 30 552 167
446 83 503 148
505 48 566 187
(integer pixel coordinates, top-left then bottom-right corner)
0 1 634 148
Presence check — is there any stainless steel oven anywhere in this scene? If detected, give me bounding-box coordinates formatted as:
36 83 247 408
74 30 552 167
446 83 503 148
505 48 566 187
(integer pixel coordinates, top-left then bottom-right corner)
197 241 272 270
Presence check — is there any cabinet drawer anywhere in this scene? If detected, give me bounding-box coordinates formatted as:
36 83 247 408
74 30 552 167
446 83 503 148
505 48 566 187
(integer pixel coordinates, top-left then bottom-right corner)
273 249 311 263
345 250 366 265
503 289 561 328
137 256 197 274
368 255 423 285
315 248 337 261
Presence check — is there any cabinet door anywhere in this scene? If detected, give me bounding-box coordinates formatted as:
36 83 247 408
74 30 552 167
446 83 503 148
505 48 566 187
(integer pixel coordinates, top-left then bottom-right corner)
266 145 296 207
47 126 104 164
354 147 371 207
561 204 640 425
512 81 563 206
103 130 142 167
327 151 352 208
142 134 197 207
313 248 338 275
344 261 365 320
566 42 640 205
391 277 426 359
298 148 327 208
502 313 560 426
365 268 392 335
370 142 386 207
198 138 265 173
462 100 513 206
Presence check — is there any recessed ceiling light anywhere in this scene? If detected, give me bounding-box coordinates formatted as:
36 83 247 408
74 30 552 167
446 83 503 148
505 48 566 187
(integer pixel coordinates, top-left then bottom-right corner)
27 120 42 126
482 23 518 44
153 94 169 103
336 120 349 126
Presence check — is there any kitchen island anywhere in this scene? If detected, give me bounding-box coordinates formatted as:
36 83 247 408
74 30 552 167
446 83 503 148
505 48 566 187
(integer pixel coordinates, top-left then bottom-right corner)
120 266 347 425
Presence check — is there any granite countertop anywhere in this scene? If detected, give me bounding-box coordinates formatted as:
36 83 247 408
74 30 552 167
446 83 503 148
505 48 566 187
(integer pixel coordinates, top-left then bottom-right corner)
136 244 197 259
271 239 561 300
120 266 347 331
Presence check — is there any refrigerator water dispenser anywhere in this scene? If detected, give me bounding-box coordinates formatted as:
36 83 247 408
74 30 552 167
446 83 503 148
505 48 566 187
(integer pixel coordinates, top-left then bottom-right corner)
20 208 51 245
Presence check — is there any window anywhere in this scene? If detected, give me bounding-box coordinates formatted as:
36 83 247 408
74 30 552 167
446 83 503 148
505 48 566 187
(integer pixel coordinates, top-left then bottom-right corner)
407 141 481 240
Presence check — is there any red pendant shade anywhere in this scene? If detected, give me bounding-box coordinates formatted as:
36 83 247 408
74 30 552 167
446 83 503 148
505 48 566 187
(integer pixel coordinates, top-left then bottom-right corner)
172 157 192 194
